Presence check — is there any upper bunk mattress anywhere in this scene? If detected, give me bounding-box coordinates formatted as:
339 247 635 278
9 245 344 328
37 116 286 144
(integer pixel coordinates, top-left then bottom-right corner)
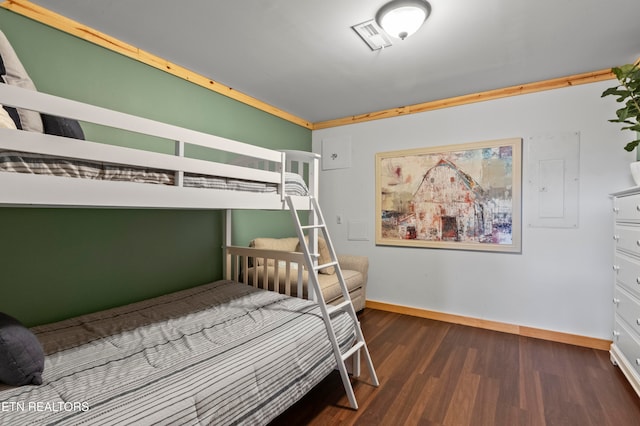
0 150 309 196
0 280 355 425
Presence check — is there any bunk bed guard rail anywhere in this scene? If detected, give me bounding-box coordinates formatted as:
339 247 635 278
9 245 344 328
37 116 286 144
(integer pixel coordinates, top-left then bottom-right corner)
0 84 319 209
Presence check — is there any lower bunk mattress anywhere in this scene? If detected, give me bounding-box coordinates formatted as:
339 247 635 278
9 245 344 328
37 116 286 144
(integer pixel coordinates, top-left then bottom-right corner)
0 280 356 425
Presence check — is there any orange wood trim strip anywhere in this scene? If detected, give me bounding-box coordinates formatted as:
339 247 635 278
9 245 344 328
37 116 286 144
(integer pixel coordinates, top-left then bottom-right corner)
5 1 634 133
0 0 313 129
366 299 612 351
314 68 616 129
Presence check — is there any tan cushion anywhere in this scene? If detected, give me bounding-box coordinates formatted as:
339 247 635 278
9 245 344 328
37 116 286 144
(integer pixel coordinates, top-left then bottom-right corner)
317 269 360 299
250 237 299 265
245 267 362 300
295 237 335 275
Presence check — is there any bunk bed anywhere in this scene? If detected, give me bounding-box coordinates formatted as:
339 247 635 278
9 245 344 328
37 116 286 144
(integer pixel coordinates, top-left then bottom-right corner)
0 83 377 425
0 84 318 210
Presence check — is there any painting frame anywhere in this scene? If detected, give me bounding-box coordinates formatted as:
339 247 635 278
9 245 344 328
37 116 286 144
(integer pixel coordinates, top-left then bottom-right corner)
375 138 522 253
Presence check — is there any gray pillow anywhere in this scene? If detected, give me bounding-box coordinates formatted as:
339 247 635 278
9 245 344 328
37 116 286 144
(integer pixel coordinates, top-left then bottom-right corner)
41 113 85 140
0 312 44 386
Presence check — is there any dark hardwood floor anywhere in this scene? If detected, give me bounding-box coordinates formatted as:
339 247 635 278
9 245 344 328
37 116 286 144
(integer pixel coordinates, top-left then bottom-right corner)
270 308 640 426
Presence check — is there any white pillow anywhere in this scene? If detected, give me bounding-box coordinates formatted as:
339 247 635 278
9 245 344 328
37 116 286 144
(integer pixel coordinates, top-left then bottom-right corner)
0 30 43 133
0 104 17 129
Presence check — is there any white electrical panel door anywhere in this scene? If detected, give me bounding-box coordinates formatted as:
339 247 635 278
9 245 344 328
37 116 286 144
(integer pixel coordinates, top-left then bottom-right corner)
526 132 580 228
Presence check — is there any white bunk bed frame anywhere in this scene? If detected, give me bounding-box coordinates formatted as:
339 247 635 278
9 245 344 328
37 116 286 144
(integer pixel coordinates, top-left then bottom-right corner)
0 83 378 413
0 83 318 210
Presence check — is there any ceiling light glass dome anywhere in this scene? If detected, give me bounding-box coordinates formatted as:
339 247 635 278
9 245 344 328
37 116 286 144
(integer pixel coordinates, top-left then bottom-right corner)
376 0 432 40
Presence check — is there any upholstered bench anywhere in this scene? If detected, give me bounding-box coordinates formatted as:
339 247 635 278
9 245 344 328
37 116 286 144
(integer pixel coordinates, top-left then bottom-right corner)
247 237 368 311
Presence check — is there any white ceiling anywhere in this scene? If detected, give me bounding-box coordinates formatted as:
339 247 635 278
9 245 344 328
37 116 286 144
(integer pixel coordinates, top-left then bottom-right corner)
30 0 640 124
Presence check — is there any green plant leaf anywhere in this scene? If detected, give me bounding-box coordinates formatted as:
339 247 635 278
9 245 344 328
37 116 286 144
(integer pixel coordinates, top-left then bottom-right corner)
603 64 640 152
602 87 626 97
625 139 640 152
612 67 625 79
617 108 631 120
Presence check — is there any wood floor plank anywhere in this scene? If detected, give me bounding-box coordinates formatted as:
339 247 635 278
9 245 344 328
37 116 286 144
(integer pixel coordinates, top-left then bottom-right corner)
270 309 640 426
403 374 440 425
378 370 430 425
442 368 480 425
471 376 500 425
517 346 546 425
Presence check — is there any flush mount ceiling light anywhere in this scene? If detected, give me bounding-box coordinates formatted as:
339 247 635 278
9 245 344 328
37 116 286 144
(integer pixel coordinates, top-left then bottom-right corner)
376 0 432 40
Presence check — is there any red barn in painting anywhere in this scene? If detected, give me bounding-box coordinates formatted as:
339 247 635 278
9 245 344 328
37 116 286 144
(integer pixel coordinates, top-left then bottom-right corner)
410 159 494 242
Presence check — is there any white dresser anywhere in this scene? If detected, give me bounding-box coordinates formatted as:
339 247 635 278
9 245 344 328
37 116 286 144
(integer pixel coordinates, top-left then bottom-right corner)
612 187 640 396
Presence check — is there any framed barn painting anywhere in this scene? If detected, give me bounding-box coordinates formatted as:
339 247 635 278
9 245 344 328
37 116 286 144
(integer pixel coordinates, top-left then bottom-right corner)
375 138 522 253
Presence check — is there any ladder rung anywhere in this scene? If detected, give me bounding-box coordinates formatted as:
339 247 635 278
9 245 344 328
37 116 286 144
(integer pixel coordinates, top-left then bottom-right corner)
313 261 338 271
300 224 326 230
328 300 352 316
341 340 365 361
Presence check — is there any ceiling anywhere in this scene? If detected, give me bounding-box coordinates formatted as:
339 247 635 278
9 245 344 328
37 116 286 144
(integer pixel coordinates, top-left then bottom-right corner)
28 0 640 124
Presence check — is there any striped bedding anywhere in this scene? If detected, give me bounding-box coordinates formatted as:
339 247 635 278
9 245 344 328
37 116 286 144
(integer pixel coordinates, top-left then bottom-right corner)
0 151 309 196
0 281 355 425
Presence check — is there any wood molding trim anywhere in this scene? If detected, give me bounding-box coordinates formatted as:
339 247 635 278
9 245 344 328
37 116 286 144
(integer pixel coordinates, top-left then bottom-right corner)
0 0 313 129
366 299 612 351
314 68 616 129
3 1 634 132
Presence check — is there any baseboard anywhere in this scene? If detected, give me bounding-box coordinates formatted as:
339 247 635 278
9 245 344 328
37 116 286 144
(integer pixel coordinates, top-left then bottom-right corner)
365 299 612 351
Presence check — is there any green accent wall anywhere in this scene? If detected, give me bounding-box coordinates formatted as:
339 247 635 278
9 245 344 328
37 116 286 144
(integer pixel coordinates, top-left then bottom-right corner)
0 10 311 326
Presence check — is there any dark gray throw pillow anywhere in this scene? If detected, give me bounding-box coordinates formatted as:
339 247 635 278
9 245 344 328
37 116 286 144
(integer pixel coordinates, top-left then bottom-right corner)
0 312 44 386
41 113 85 140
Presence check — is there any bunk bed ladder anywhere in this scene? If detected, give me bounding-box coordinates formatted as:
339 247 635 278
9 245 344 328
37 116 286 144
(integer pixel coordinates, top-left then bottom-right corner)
286 195 379 410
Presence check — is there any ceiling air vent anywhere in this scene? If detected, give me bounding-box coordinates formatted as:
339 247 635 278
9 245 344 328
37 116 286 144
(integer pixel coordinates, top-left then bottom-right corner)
352 19 392 51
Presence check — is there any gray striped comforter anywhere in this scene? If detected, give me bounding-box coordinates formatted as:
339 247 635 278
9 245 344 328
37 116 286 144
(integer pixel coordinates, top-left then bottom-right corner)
0 281 355 425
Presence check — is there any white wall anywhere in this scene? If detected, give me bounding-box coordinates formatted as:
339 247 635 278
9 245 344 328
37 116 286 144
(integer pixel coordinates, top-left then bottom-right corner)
313 81 635 340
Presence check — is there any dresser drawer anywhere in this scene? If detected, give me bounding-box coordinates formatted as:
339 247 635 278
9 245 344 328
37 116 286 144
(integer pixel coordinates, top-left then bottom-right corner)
615 194 640 223
615 286 640 333
614 253 640 299
615 225 640 257
613 318 640 377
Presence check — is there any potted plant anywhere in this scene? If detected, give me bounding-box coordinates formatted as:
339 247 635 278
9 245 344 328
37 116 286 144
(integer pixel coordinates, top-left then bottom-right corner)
602 63 640 183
